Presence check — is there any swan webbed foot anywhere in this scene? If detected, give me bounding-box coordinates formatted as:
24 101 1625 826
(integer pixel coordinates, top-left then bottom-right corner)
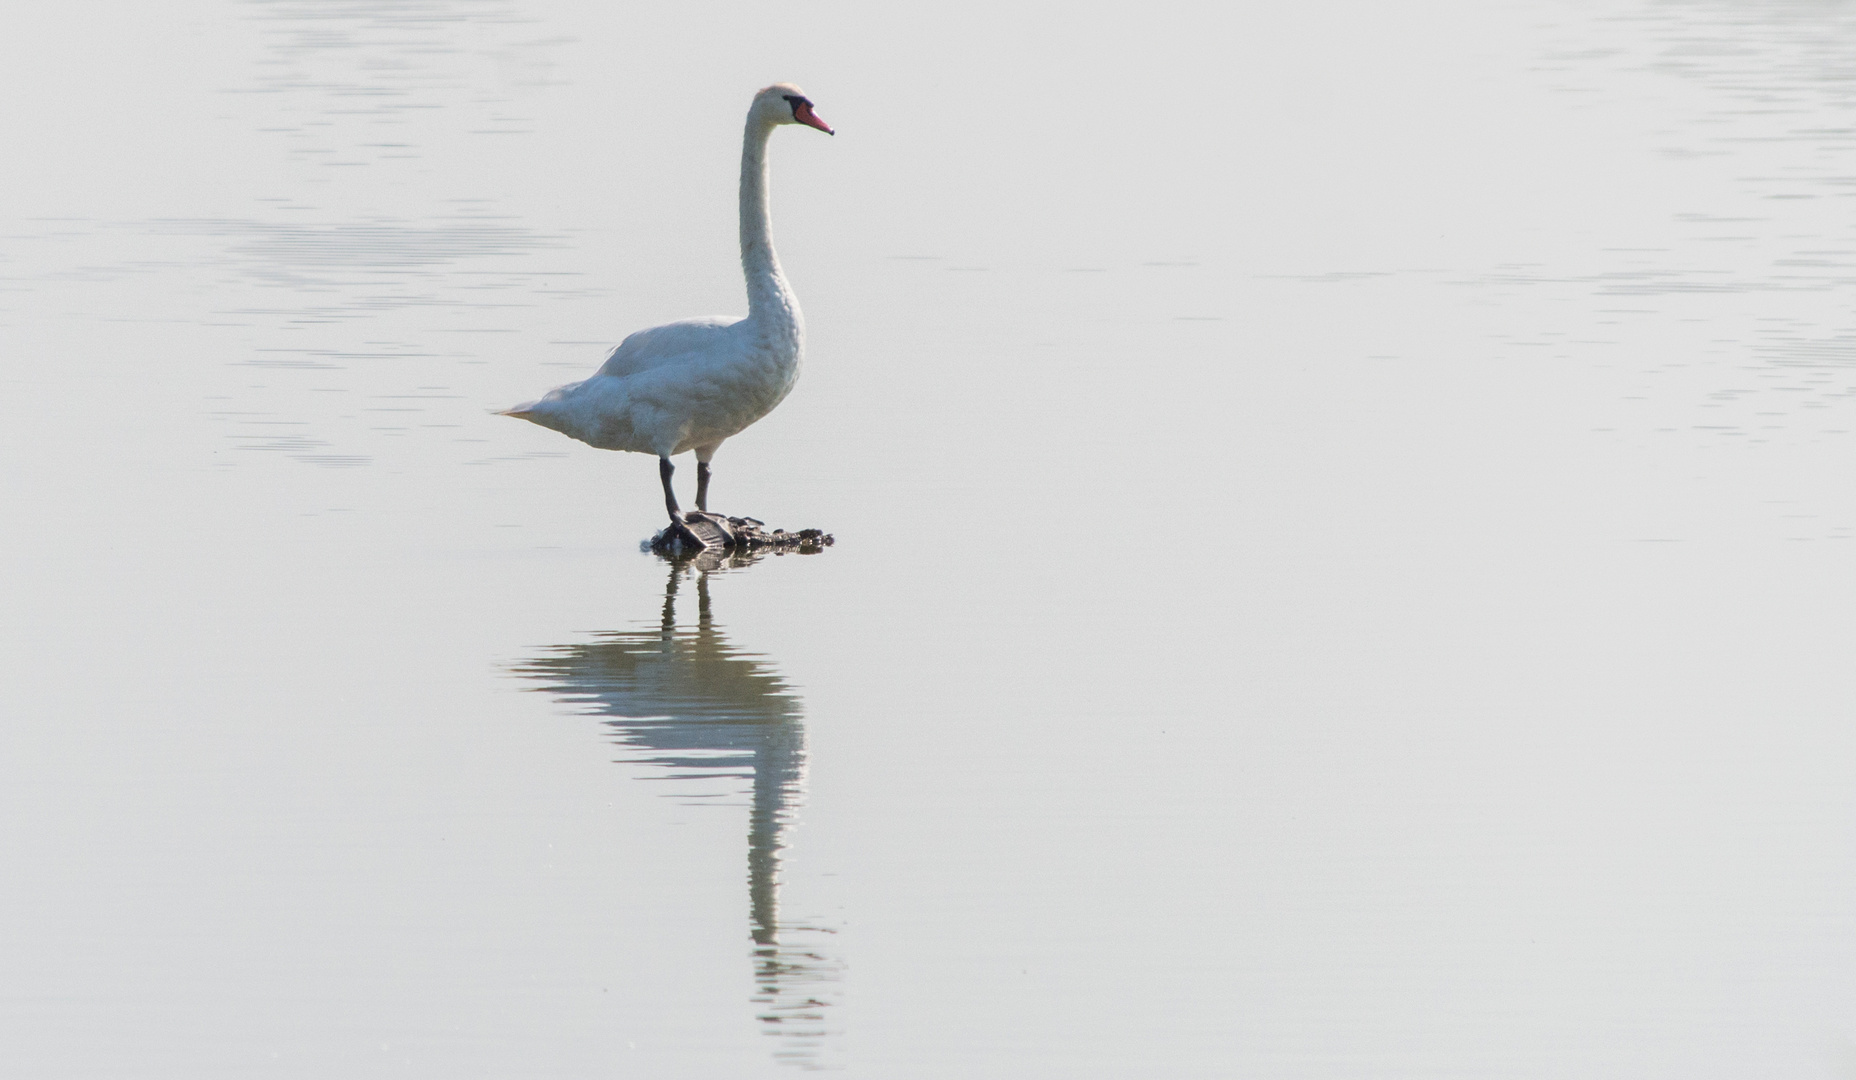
664 513 708 551
676 510 736 551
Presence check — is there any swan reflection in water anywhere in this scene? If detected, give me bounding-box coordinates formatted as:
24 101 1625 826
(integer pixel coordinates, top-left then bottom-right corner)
513 553 840 1069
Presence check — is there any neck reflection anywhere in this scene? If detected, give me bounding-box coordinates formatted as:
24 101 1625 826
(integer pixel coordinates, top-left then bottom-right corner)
515 557 838 1069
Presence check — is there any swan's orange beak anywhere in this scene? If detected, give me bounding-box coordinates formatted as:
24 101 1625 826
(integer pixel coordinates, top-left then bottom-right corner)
794 102 834 135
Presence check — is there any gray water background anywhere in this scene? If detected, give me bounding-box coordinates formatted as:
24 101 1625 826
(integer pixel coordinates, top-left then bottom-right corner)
5 0 1856 1075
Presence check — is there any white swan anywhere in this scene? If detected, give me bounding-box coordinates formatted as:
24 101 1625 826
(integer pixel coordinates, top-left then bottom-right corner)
501 84 833 540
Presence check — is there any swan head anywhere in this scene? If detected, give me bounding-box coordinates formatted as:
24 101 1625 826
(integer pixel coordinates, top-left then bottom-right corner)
753 83 833 135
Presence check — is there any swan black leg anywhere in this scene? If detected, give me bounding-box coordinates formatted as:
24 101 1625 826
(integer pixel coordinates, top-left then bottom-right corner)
656 455 720 552
696 461 712 513
659 456 682 521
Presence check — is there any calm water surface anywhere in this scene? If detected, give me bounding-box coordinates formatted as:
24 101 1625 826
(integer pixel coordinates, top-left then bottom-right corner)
5 1 1856 1076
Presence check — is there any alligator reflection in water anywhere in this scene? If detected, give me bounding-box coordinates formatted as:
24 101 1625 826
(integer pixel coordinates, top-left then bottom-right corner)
514 558 840 1069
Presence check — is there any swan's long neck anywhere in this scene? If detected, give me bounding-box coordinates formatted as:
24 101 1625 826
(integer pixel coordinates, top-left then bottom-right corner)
740 117 802 337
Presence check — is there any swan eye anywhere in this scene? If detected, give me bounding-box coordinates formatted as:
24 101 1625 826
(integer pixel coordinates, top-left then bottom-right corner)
782 94 811 116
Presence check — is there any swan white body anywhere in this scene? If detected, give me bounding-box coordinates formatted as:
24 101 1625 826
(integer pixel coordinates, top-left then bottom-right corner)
520 312 798 458
502 84 831 524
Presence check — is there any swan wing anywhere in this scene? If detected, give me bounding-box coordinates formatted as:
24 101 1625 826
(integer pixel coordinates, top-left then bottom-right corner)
595 316 740 378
